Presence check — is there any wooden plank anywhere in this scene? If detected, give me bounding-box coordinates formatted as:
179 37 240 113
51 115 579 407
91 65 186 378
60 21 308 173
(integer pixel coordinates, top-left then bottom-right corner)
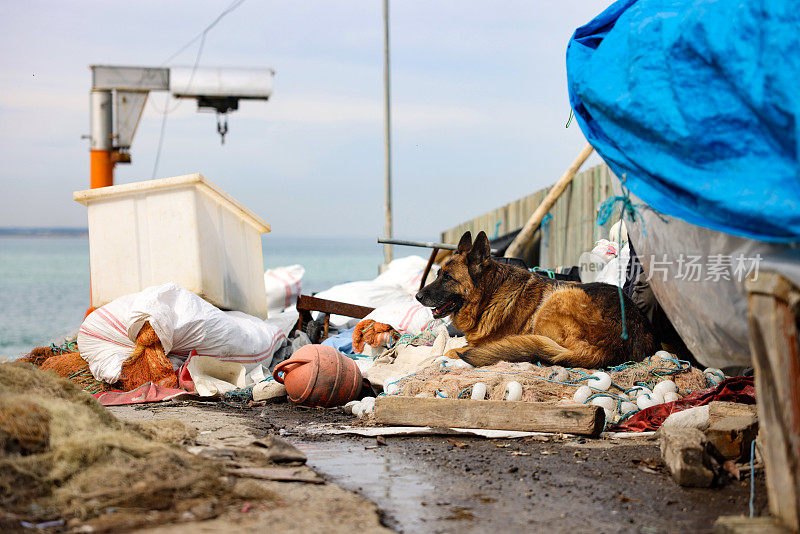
659 427 715 487
709 401 758 426
746 272 800 532
714 516 791 534
373 396 605 436
706 415 758 460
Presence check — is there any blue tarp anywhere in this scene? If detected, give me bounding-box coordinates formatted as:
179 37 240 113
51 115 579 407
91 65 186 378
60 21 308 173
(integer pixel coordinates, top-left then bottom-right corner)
566 0 800 243
321 326 356 355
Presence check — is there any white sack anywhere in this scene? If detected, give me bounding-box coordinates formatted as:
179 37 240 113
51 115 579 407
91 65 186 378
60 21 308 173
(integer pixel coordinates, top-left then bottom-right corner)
591 239 620 264
264 264 305 316
364 301 435 335
186 355 248 397
313 281 411 329
595 243 631 287
373 255 439 296
78 283 285 384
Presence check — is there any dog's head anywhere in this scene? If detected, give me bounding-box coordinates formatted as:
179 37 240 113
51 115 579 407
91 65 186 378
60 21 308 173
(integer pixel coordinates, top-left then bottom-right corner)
415 230 491 319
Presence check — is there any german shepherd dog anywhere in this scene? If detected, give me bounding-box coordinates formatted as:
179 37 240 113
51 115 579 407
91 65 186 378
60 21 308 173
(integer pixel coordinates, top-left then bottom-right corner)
416 231 657 368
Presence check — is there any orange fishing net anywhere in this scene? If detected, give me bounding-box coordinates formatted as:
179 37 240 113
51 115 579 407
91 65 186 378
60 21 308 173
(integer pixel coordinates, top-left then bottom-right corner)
39 352 117 394
19 346 58 367
352 319 399 353
119 323 178 390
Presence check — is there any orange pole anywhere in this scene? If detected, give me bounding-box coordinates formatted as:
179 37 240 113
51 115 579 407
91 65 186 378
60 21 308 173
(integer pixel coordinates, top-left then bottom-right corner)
90 149 114 189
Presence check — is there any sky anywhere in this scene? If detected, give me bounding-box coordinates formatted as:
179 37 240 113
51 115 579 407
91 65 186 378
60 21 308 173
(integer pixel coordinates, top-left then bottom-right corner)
0 0 606 240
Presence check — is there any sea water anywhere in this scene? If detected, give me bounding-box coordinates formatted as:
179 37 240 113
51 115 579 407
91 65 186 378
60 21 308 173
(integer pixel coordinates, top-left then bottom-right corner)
0 235 416 359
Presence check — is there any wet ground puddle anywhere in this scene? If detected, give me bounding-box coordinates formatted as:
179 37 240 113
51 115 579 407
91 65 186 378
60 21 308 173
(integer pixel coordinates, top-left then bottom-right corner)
293 437 436 532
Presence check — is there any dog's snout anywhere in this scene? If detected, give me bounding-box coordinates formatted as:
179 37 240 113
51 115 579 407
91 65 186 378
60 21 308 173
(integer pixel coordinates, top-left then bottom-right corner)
415 290 425 303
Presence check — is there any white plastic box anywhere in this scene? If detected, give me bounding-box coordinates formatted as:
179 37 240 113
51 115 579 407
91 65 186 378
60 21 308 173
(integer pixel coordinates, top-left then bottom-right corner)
74 173 270 318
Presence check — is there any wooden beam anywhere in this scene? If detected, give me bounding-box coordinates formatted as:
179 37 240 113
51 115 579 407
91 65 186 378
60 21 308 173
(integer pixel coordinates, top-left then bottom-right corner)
373 396 605 437
295 294 374 319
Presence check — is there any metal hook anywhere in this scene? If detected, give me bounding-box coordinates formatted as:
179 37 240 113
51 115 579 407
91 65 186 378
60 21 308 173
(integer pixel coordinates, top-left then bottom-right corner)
216 113 229 144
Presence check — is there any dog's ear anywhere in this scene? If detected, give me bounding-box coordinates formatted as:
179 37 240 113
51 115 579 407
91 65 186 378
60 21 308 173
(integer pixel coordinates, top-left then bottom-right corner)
467 231 490 266
457 231 472 254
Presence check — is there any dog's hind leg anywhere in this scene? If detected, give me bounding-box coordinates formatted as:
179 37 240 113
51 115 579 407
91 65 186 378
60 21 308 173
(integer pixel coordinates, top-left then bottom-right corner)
452 335 571 367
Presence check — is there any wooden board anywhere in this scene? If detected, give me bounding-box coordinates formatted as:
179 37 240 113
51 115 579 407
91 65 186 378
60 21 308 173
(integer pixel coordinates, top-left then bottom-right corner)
714 516 790 534
708 401 757 426
373 396 605 437
746 272 800 532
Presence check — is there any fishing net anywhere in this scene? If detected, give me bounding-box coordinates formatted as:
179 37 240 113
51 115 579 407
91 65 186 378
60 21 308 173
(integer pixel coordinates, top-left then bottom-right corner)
39 352 117 394
18 346 58 367
118 322 177 390
394 353 708 403
22 322 177 394
0 362 274 530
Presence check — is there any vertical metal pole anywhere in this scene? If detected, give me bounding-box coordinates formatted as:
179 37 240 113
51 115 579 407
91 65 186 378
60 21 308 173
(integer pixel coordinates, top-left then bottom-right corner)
90 89 114 189
382 0 393 264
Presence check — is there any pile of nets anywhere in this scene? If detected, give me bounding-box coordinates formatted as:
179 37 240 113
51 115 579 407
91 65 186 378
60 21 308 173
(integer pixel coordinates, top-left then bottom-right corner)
19 322 176 395
394 353 708 402
0 362 273 531
20 343 115 395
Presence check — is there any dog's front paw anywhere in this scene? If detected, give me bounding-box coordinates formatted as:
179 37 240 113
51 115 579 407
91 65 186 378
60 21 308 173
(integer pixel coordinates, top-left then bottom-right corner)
450 347 495 368
444 347 466 360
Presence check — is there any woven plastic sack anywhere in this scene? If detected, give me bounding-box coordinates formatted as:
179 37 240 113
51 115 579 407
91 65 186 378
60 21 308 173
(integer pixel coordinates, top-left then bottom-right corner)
78 283 286 383
264 264 305 316
373 255 439 296
313 281 412 330
363 300 435 335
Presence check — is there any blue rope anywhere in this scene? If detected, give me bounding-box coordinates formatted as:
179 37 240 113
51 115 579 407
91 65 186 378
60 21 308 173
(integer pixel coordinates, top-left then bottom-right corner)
616 285 628 340
596 180 648 233
541 213 552 247
50 340 78 354
493 221 502 239
220 386 254 408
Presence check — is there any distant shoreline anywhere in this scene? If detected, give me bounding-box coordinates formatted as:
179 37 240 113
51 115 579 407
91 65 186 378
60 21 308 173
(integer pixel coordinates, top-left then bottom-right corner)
0 228 88 237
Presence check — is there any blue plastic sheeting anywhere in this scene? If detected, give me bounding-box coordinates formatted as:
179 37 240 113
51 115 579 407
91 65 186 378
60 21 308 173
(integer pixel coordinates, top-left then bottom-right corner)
566 0 800 243
321 326 356 355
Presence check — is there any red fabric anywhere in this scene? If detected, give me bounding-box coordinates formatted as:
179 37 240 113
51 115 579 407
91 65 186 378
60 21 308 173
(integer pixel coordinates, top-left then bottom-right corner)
611 376 756 432
177 350 198 395
93 381 190 406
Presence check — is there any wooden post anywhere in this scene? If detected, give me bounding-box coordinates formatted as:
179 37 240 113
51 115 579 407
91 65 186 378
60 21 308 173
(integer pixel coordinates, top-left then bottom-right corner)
382 0 393 264
745 272 800 531
504 142 594 258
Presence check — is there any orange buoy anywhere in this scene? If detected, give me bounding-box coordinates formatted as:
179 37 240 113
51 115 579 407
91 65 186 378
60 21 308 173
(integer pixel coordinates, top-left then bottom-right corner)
273 345 363 407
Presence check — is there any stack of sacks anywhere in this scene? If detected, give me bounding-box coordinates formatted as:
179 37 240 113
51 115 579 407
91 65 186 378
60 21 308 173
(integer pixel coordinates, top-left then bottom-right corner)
78 283 290 396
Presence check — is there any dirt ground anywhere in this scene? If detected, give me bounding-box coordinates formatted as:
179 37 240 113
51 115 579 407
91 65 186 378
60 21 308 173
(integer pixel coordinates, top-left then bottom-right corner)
110 400 767 534
108 402 390 534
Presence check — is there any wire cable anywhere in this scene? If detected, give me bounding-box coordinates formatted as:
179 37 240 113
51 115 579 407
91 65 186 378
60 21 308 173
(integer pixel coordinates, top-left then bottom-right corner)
150 0 246 178
160 0 246 67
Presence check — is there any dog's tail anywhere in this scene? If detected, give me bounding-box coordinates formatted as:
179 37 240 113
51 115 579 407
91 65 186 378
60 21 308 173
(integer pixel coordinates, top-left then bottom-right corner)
456 334 611 369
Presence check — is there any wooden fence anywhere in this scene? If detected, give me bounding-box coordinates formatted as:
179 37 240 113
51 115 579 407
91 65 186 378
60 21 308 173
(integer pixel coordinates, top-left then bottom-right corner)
440 164 619 269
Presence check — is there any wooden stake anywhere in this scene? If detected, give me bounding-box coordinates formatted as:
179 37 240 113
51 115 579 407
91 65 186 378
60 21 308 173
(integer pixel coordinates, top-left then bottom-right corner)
504 142 594 258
